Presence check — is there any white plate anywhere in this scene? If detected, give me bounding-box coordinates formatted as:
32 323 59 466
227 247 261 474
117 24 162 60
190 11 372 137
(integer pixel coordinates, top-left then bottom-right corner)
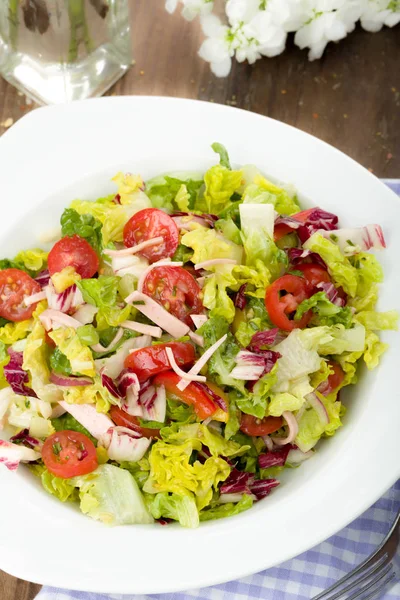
0 97 399 594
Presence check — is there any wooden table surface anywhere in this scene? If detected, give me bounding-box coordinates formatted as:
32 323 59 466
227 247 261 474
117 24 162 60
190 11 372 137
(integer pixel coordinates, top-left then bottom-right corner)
0 2 399 599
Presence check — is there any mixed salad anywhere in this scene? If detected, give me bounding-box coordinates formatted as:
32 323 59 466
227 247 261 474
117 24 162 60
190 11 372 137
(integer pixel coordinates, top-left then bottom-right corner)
0 144 396 528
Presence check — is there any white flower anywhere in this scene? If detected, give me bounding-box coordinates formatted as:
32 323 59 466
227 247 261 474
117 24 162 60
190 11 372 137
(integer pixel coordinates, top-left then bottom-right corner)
198 14 233 77
165 0 178 14
294 0 364 60
182 0 214 21
226 0 260 24
165 0 214 21
360 0 400 32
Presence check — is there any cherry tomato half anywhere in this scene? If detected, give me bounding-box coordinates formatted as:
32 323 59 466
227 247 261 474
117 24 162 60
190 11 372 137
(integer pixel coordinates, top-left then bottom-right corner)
274 209 315 241
240 414 283 437
124 342 195 383
265 274 312 331
42 430 98 479
317 361 345 396
0 269 41 322
295 263 331 289
153 371 217 420
109 406 160 438
48 235 99 279
123 208 179 263
143 266 203 326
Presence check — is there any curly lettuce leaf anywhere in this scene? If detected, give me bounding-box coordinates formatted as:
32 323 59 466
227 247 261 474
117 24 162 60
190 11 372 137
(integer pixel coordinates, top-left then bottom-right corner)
61 376 116 413
143 439 230 510
268 392 303 417
48 327 95 377
146 175 203 212
304 233 358 297
30 465 79 503
243 174 300 216
161 423 249 457
78 276 131 330
200 493 253 521
146 492 199 528
72 464 153 525
202 165 243 215
355 310 398 331
60 208 103 254
295 291 353 328
23 320 63 404
181 228 243 265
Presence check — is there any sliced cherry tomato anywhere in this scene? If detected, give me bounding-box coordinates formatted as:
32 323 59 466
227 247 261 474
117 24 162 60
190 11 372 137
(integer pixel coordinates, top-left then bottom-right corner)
0 269 41 322
142 266 203 326
42 430 98 479
153 371 217 420
109 406 160 438
318 361 345 396
265 274 312 331
124 342 195 383
123 208 179 263
48 235 99 279
240 414 283 437
274 209 315 241
295 263 331 289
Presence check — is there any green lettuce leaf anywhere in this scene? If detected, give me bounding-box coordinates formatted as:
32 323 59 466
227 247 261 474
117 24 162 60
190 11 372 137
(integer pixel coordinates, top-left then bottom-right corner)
146 174 203 212
211 142 231 170
202 165 243 215
49 327 95 377
243 173 300 215
295 291 353 328
199 493 253 521
49 347 72 375
23 320 63 404
181 228 243 265
161 423 249 457
303 233 358 297
363 331 388 369
30 465 79 503
147 492 199 528
60 208 103 254
78 276 131 330
72 464 154 525
268 392 303 416
355 310 398 331
143 439 230 510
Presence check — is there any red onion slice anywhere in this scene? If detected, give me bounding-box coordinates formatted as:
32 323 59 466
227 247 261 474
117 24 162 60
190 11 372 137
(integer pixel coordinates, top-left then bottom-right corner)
50 373 93 387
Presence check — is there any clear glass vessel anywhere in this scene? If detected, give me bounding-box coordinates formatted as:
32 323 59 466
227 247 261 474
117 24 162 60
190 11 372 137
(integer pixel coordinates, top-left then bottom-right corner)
0 0 132 104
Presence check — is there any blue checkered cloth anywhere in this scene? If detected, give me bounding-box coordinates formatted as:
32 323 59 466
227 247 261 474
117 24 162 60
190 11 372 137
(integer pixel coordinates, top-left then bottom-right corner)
36 181 400 600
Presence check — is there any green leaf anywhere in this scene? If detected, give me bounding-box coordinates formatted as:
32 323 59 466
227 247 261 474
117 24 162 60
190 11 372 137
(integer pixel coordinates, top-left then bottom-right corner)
203 165 243 215
295 291 353 328
72 464 154 525
211 142 231 170
49 347 72 376
143 439 230 511
60 208 103 254
78 276 131 330
30 465 79 503
199 493 253 521
355 310 398 331
147 492 199 528
303 233 358 297
146 175 203 212
77 324 100 346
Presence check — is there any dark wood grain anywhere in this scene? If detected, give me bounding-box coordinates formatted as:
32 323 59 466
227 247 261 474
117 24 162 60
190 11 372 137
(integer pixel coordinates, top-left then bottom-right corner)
0 2 399 599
